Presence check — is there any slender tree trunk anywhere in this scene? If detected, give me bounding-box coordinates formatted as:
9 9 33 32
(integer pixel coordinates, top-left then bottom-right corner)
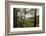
14 8 18 27
21 16 22 24
13 8 17 27
23 11 26 27
13 8 15 27
34 9 36 27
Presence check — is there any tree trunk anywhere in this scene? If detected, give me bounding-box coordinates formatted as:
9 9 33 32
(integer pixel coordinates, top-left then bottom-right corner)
13 8 18 27
34 9 36 27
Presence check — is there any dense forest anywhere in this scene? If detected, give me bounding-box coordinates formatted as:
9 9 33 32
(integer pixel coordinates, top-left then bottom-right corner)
13 8 39 28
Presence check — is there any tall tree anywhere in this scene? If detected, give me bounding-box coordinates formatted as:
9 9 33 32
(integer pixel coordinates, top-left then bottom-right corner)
13 8 20 27
23 8 27 24
34 9 37 27
13 8 18 27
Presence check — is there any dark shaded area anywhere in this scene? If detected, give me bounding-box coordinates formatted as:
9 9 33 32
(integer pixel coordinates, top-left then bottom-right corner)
13 8 19 27
34 9 36 27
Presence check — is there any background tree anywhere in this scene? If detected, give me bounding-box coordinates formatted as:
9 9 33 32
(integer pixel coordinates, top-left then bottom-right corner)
23 8 27 24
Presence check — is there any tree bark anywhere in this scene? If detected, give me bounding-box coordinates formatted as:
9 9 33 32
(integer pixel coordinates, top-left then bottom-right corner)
34 9 36 27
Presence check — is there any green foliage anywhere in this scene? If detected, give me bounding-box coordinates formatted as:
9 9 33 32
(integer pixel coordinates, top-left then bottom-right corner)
17 16 39 27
